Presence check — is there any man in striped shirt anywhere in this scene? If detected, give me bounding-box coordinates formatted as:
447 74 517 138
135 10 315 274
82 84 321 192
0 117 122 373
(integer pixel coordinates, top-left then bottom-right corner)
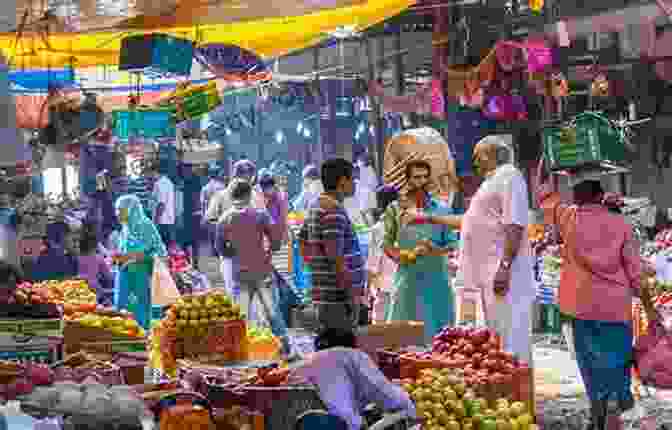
298 158 366 331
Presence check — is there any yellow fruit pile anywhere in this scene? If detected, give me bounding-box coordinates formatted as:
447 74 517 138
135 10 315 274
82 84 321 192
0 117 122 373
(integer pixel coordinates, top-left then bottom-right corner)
163 291 242 337
15 279 96 309
402 368 533 430
73 313 145 338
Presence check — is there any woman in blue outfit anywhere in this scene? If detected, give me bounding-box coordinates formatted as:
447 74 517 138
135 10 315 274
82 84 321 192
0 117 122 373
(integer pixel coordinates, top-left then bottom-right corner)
113 194 167 330
382 160 458 343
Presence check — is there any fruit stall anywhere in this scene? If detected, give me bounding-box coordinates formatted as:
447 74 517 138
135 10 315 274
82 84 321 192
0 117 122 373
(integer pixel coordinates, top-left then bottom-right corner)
381 326 536 430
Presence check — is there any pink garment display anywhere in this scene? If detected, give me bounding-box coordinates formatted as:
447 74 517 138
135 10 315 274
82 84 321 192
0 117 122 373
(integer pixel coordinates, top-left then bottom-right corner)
483 95 528 121
495 42 523 72
523 38 553 73
368 80 433 116
431 79 445 119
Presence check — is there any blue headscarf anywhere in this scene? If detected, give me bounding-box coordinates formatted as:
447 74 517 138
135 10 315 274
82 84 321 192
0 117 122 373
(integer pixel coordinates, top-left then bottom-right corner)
115 194 167 257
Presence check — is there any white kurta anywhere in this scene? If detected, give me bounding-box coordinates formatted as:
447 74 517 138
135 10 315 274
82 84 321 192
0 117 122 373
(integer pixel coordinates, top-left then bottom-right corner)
459 165 536 363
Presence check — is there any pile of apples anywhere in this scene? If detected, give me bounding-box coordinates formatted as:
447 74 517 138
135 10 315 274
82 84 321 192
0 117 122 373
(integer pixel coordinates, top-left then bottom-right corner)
655 228 672 250
400 367 533 430
14 280 97 310
428 327 530 388
0 361 54 400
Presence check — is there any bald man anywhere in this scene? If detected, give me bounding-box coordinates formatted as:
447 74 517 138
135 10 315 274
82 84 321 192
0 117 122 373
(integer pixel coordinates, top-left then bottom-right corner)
404 136 535 363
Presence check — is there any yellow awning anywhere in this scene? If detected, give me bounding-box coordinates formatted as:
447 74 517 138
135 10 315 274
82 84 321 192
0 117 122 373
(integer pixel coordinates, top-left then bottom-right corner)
2 0 414 69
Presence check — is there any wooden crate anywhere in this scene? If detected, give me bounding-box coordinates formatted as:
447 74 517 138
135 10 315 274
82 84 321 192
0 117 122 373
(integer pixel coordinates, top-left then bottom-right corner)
356 321 425 363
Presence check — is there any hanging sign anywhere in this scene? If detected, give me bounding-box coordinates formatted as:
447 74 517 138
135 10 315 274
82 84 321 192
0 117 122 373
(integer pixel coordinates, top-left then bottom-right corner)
194 43 269 78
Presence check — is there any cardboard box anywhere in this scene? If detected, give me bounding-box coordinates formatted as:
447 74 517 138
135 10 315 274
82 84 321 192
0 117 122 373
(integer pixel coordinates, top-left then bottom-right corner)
356 321 425 362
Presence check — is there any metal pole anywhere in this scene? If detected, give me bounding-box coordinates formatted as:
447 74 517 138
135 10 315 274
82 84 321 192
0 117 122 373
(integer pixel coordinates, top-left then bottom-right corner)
365 37 385 178
376 37 386 176
395 29 405 97
313 46 323 165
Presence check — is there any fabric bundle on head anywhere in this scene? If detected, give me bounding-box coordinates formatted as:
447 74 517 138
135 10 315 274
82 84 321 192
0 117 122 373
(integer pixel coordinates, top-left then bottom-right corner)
115 194 167 257
232 159 257 179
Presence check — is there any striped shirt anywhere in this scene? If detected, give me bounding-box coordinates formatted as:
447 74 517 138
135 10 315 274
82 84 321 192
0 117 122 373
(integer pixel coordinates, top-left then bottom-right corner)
298 198 365 303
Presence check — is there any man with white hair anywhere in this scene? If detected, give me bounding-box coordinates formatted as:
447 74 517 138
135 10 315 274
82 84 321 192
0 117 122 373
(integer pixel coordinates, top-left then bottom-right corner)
405 136 535 362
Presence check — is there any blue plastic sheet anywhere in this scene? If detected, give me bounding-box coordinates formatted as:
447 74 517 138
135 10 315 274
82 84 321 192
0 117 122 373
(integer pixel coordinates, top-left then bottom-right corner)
9 69 75 91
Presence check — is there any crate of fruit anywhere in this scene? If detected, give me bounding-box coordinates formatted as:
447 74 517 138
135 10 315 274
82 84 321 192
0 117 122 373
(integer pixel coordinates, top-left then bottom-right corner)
63 309 146 354
543 111 626 171
0 318 63 339
161 291 246 360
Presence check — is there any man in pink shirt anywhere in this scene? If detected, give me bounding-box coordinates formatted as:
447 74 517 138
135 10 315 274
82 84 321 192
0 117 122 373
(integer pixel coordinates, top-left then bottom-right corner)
216 179 293 356
535 161 642 429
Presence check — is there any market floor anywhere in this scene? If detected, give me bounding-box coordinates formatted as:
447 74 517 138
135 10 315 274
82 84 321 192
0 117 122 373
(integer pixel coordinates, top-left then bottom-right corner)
533 345 672 429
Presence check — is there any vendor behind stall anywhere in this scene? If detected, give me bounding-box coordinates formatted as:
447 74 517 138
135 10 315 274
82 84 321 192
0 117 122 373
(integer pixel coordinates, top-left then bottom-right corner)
78 222 114 306
114 194 168 329
289 328 416 430
25 221 78 282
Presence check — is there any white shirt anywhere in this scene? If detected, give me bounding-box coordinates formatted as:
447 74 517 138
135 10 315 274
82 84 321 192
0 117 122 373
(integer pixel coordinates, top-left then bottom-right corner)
206 183 263 223
153 175 176 225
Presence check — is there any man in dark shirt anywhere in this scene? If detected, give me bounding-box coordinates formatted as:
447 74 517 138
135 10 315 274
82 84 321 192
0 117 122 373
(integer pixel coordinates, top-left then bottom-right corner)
298 159 365 331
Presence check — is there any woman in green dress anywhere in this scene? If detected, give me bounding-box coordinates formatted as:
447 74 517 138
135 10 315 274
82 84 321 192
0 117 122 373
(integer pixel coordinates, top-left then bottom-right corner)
383 160 458 343
114 194 167 330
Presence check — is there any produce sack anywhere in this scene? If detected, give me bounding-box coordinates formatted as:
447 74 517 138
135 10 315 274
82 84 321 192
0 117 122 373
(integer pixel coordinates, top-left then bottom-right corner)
152 256 181 306
634 313 672 389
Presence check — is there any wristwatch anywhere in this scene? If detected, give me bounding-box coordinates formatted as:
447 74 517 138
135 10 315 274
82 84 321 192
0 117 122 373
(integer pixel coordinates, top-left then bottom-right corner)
500 259 512 271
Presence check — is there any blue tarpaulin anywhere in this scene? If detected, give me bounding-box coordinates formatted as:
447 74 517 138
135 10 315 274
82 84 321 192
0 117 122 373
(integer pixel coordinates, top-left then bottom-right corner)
9 69 76 91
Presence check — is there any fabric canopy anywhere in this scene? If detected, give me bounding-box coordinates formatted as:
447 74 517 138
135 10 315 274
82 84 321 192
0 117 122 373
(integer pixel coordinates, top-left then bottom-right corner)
2 0 414 69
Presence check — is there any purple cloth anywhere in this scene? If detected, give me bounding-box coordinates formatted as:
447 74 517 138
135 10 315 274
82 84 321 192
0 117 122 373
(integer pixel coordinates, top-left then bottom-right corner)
290 347 416 430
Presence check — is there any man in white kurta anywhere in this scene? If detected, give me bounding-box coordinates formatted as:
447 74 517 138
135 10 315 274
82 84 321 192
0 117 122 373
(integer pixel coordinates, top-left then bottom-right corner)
459 137 536 364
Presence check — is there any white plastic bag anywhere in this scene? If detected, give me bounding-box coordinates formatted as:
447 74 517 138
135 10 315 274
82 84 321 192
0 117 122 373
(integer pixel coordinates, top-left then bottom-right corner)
562 321 576 359
151 256 181 306
220 257 239 298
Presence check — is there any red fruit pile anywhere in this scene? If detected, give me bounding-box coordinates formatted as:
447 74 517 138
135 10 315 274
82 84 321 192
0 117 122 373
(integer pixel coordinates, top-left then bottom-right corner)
0 362 54 400
404 327 530 388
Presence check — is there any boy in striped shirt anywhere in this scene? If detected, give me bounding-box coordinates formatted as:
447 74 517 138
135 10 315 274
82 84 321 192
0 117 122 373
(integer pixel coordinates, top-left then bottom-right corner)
298 159 366 330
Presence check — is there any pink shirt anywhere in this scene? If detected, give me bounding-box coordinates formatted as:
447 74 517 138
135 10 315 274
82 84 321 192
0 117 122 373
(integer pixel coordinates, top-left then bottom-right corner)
217 207 282 275
537 187 641 322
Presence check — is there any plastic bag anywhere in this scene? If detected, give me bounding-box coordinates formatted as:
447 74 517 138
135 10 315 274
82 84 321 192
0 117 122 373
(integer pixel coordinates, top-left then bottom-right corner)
151 257 181 306
220 258 239 298
1 401 37 430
